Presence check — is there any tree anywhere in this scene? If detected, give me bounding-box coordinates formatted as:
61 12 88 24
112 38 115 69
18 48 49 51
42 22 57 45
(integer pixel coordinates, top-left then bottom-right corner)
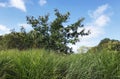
88 38 120 52
26 9 89 53
0 27 31 50
99 38 110 46
77 46 91 53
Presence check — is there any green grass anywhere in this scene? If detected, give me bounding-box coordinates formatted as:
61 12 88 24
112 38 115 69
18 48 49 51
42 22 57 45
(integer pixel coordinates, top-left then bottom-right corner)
0 49 120 79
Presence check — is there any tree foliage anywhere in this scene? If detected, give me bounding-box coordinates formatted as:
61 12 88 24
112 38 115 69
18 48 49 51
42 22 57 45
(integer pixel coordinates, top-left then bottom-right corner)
0 9 89 53
26 9 89 53
88 38 120 52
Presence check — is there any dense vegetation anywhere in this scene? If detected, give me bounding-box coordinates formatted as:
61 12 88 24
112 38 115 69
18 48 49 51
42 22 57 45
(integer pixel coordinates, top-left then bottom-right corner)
0 9 89 54
0 9 120 79
89 38 120 52
0 49 120 79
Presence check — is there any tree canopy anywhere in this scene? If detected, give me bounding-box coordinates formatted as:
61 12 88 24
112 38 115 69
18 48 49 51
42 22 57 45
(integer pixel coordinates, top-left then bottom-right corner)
88 38 120 52
0 9 89 54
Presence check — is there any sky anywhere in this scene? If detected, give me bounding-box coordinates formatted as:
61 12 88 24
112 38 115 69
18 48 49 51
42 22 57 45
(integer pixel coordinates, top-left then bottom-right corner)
0 0 120 52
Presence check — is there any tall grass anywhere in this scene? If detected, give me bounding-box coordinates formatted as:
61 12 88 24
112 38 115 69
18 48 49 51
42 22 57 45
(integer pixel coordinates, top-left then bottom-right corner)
0 49 120 79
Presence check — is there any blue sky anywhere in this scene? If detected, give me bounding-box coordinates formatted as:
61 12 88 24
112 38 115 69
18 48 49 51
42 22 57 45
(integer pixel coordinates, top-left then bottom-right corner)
0 0 120 52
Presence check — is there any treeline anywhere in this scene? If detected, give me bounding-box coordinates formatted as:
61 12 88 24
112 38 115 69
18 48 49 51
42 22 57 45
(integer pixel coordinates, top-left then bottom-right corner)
0 28 37 50
0 9 89 54
88 38 120 52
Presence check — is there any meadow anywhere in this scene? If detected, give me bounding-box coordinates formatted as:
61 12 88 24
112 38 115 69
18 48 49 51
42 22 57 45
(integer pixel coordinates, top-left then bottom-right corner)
0 49 120 79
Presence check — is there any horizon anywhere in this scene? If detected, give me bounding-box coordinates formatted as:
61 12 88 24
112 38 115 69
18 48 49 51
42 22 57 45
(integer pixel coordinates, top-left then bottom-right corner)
0 0 120 52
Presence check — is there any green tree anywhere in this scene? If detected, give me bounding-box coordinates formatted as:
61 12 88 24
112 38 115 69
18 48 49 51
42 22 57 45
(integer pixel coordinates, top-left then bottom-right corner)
26 9 89 53
88 38 120 52
0 27 30 50
77 46 91 53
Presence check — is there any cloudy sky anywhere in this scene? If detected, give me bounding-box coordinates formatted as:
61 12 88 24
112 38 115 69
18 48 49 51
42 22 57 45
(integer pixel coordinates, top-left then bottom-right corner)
0 0 120 52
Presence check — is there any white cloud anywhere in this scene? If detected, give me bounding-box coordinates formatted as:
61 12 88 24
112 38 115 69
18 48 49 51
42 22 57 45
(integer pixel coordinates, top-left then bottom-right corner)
90 4 109 19
0 25 10 35
70 4 111 52
18 23 32 31
9 0 26 12
0 3 7 7
85 4 110 39
18 23 31 28
0 0 26 12
94 15 110 27
39 0 47 6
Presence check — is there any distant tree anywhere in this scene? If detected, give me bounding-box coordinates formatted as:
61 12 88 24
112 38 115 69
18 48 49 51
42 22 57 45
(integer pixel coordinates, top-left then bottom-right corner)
88 38 120 52
26 9 89 53
77 46 91 53
99 38 110 45
0 27 30 50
